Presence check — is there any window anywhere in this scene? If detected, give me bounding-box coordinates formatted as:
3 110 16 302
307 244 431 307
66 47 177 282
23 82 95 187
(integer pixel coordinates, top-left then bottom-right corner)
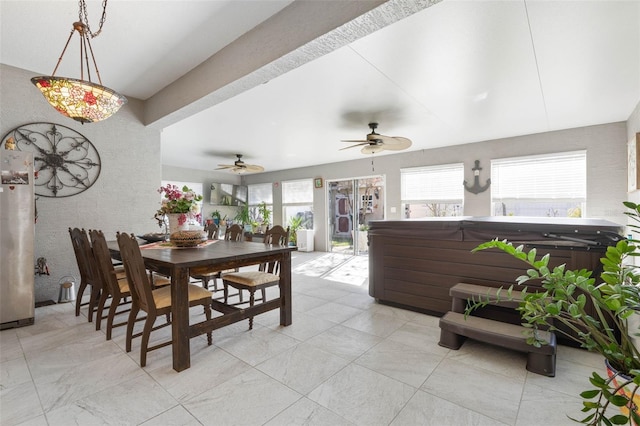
248 183 273 224
282 179 314 229
401 163 464 218
491 151 586 217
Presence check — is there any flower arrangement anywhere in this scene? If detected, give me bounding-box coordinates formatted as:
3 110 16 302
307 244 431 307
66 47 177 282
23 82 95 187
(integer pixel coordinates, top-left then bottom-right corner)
155 184 203 226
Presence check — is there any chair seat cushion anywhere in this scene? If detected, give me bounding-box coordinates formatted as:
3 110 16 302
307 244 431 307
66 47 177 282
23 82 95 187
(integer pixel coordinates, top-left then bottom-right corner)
152 284 212 310
223 271 280 287
116 276 130 293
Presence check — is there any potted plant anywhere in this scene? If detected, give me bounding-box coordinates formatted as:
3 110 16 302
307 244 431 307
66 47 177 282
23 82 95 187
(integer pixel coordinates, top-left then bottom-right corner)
155 184 203 233
288 215 304 246
210 210 221 225
235 204 252 232
468 202 640 425
258 201 271 232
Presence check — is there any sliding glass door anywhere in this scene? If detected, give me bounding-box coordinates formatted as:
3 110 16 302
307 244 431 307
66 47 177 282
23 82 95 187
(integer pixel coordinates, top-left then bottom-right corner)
327 176 384 255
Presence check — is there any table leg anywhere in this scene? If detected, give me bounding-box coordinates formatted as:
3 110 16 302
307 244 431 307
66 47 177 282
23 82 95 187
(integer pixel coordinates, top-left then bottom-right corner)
280 251 292 326
172 266 190 371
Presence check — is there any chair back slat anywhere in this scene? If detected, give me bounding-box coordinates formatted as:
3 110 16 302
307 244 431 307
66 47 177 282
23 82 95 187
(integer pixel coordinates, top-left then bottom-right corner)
69 227 100 290
261 225 290 274
117 232 155 314
206 222 219 240
89 229 122 298
225 224 244 241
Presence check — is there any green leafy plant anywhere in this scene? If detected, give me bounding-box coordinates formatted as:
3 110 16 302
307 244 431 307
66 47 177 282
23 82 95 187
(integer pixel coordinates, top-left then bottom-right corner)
234 204 251 226
288 215 304 245
258 201 271 227
467 202 640 425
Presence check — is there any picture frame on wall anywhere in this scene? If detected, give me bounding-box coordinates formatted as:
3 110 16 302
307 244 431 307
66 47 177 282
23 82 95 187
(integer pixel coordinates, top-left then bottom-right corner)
314 177 323 189
628 133 640 192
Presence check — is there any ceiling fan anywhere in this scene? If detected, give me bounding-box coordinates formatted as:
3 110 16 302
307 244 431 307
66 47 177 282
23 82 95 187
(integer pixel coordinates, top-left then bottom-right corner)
340 122 412 154
215 154 264 174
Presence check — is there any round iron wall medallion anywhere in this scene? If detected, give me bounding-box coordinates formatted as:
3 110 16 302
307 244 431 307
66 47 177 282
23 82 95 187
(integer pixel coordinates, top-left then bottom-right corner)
1 122 101 197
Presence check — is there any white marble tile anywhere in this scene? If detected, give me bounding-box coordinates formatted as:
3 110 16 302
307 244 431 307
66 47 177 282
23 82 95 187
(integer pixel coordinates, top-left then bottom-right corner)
0 329 22 363
516 382 585 426
369 303 423 322
257 342 350 394
307 363 415 426
1 356 31 390
18 321 97 355
184 368 301 426
391 389 508 426
265 397 355 426
306 302 363 324
341 311 407 338
44 374 178 425
292 294 331 312
421 358 523 425
15 414 48 426
355 339 445 388
149 345 250 402
385 322 449 355
140 405 202 426
214 326 300 366
333 292 377 310
524 355 597 399
0 380 43 426
305 325 381 361
26 333 122 384
444 339 528 380
267 311 337 341
34 351 144 412
304 287 353 302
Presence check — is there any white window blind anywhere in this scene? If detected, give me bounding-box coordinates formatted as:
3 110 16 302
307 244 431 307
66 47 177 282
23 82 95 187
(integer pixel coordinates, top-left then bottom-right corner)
491 151 586 201
282 179 313 204
248 183 272 205
401 163 464 203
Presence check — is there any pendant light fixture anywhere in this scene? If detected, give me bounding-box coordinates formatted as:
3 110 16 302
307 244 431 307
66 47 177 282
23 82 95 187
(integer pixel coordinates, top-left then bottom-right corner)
31 0 127 124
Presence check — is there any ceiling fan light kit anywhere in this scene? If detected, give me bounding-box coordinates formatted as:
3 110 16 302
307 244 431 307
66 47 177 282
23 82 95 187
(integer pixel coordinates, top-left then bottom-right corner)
216 154 264 174
31 0 127 124
340 122 412 154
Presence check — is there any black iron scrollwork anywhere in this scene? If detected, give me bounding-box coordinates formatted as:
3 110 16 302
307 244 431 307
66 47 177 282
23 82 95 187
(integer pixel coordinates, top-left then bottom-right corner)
1 122 101 197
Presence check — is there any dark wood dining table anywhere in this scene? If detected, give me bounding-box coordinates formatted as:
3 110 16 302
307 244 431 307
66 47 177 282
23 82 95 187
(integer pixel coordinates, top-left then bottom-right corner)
108 239 296 372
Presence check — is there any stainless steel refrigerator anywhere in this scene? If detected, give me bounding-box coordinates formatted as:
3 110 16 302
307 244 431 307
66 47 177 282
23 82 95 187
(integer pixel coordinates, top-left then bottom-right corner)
0 150 35 329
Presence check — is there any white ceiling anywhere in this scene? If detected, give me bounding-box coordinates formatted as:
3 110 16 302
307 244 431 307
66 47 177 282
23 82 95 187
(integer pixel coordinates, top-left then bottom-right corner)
1 0 639 174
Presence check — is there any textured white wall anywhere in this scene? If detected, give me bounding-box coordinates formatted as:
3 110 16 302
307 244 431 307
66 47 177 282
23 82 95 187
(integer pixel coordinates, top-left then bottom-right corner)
1 64 162 303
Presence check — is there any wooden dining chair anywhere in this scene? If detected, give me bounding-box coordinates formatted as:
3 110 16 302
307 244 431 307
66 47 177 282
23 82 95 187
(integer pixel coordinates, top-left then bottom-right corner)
116 231 213 367
189 222 221 290
69 227 105 322
222 225 290 329
90 229 137 340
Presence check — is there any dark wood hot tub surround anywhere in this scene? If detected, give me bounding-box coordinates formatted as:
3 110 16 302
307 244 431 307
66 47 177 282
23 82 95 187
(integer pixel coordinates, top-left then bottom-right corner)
368 217 623 344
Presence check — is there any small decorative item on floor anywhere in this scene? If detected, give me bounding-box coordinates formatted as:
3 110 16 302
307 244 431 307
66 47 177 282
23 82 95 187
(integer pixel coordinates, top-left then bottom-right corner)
57 275 76 303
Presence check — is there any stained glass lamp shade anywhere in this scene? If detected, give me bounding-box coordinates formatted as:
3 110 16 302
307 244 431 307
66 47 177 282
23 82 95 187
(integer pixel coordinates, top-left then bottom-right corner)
31 76 127 124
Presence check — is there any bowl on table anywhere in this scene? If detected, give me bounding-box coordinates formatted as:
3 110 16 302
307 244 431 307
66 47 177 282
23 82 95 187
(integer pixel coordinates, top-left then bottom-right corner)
169 230 207 247
138 233 168 243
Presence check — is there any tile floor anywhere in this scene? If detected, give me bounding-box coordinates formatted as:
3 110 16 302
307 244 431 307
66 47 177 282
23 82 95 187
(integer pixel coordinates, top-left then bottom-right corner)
1 251 606 425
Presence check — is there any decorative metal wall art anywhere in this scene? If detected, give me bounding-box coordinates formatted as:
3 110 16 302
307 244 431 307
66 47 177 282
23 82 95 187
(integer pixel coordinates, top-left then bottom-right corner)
1 122 101 197
463 160 491 194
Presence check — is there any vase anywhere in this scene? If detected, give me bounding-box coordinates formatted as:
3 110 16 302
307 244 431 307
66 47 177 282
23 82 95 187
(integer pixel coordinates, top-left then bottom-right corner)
605 359 640 423
167 213 188 234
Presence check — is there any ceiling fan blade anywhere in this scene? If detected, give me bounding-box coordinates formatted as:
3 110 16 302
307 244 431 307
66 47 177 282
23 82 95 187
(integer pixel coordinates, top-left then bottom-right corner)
245 164 265 172
215 164 234 170
341 139 369 143
339 142 370 151
382 136 412 151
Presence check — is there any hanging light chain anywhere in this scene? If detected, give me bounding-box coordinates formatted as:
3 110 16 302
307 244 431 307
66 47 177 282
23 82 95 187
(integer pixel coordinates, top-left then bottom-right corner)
79 0 108 38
